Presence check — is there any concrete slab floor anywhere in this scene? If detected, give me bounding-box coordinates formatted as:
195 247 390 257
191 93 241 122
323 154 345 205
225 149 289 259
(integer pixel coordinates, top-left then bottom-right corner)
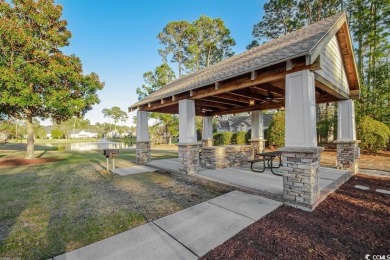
148 159 351 199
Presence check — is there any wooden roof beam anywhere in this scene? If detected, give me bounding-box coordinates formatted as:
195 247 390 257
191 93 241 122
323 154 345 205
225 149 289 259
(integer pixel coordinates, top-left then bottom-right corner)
256 83 285 96
191 61 320 101
210 101 283 116
214 93 251 104
195 99 234 110
226 91 264 102
201 97 244 107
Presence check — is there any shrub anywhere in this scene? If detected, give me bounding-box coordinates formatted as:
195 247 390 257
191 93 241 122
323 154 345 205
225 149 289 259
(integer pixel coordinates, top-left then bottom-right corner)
51 129 64 139
232 131 247 144
213 131 233 145
266 111 285 147
245 129 251 143
357 116 390 153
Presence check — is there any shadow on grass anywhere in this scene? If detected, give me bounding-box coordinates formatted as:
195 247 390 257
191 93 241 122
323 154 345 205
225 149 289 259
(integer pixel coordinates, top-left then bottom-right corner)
0 159 229 259
0 171 38 255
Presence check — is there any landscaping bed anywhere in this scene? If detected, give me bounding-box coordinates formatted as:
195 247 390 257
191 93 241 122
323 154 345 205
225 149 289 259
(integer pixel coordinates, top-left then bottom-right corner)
202 174 390 259
320 150 390 172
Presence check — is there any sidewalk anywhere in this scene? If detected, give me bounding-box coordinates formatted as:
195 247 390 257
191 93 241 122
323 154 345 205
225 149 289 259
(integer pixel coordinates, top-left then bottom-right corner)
54 190 281 259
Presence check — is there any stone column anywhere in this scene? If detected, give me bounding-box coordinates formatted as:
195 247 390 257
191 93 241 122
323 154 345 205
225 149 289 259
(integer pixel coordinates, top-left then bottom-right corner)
178 143 200 174
334 100 359 173
250 110 266 159
178 99 200 174
280 70 323 210
202 116 214 147
136 110 150 164
279 147 324 209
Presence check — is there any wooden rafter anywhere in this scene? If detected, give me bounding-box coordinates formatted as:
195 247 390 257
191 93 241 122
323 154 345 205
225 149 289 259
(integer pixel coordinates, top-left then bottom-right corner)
135 61 320 113
201 97 244 107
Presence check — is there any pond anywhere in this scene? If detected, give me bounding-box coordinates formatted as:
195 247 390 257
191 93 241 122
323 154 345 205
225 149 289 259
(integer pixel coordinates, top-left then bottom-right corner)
45 140 134 151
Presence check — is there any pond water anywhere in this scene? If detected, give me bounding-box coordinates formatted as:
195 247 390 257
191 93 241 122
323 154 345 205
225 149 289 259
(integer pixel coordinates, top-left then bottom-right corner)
45 140 134 151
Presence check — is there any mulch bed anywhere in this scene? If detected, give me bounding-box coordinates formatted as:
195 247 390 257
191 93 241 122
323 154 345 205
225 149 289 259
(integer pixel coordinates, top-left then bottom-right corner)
0 158 59 167
202 174 390 259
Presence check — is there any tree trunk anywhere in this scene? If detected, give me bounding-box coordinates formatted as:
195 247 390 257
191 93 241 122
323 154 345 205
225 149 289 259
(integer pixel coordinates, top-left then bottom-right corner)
26 116 35 159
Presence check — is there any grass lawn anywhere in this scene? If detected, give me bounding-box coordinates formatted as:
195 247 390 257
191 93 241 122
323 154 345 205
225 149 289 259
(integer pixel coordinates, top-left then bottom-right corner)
0 143 231 259
5 138 100 145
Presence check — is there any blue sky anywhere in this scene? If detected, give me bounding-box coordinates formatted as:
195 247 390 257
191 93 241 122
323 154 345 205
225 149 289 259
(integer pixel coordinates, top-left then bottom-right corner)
54 0 265 126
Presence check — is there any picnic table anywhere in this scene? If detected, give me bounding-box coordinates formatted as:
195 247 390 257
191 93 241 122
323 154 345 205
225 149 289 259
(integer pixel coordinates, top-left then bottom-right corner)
249 151 283 176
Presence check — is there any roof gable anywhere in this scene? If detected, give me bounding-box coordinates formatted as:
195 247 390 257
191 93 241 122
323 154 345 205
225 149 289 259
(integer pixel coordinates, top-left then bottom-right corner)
130 13 359 110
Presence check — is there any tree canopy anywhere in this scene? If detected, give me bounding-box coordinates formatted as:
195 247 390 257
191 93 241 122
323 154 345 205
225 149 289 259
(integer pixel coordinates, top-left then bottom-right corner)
158 15 235 77
101 106 128 131
250 0 389 128
0 0 104 158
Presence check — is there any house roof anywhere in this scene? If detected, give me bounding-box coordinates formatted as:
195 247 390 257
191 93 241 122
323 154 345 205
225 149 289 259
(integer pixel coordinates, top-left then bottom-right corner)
129 12 359 114
69 128 98 135
219 120 230 129
231 116 250 128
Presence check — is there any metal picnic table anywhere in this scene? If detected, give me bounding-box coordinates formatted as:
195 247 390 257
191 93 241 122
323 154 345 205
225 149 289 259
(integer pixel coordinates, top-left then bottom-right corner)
249 151 283 176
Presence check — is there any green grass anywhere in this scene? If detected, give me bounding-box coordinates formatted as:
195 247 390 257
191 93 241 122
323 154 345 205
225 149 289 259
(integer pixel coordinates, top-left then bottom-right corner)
0 143 231 259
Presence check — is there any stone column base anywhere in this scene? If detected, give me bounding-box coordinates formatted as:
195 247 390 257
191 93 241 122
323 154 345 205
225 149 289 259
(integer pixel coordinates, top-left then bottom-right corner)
177 143 201 174
202 139 214 147
136 141 150 164
250 139 266 160
334 140 360 174
279 146 324 210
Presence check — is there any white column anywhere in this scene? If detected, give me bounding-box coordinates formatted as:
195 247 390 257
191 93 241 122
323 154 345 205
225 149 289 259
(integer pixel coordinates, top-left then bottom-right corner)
202 116 213 140
337 100 356 141
179 99 197 143
136 110 149 142
285 70 317 147
251 110 264 139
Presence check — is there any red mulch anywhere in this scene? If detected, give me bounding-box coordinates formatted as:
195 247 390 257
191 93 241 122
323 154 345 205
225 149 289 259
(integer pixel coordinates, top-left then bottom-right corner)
0 158 59 167
201 174 390 259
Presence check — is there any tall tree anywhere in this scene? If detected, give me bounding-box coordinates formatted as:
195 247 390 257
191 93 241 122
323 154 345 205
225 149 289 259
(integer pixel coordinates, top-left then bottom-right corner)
252 0 302 41
187 15 236 71
110 106 128 130
350 0 390 125
102 108 113 132
250 0 389 129
157 15 236 75
136 64 178 144
157 21 192 78
297 0 342 25
136 63 176 100
0 0 104 158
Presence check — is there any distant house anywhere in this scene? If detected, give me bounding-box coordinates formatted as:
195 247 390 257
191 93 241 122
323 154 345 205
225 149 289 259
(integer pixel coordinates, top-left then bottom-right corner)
0 131 8 140
69 128 98 139
216 114 273 133
105 130 132 138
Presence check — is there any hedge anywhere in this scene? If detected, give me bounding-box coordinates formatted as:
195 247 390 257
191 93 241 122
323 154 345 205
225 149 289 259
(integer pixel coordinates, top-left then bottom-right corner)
266 111 285 147
357 116 390 153
232 131 247 144
213 131 233 145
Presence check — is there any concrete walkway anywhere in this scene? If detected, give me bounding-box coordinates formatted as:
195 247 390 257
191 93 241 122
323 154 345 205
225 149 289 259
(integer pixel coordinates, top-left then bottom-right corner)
147 158 350 201
54 191 281 260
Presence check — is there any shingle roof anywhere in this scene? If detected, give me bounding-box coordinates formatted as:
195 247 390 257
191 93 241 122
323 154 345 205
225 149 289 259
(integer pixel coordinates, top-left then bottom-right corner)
231 116 250 128
130 13 346 109
219 120 230 129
